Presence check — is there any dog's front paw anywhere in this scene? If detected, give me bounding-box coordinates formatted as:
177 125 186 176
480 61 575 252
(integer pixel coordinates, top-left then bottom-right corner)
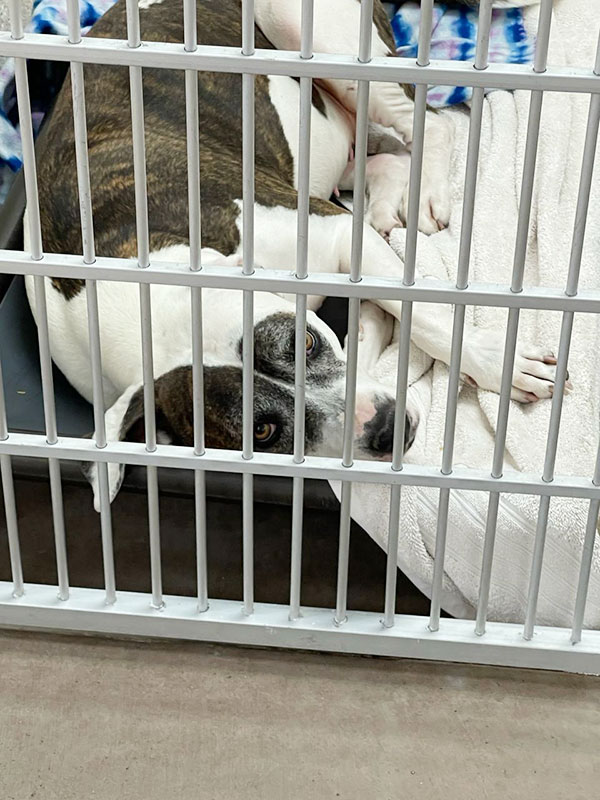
365 200 403 242
401 171 450 234
401 114 453 234
508 347 572 403
462 329 572 403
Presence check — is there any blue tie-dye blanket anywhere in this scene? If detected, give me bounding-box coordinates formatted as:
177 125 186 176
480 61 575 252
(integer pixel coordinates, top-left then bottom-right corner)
385 2 535 106
0 0 117 203
0 0 535 204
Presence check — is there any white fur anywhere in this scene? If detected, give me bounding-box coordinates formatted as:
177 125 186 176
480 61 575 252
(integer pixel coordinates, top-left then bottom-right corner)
267 76 353 199
255 0 452 231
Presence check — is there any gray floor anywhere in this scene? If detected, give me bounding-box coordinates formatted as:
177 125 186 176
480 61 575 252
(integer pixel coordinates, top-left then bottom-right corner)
0 630 597 800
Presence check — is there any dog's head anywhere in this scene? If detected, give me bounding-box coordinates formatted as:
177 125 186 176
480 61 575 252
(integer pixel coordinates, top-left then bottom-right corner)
85 293 418 510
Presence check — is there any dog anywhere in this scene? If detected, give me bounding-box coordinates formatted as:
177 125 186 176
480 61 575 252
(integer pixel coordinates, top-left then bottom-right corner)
25 0 559 509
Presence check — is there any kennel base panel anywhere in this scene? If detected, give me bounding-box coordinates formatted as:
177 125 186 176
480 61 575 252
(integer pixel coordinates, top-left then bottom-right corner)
1 583 599 674
0 467 434 615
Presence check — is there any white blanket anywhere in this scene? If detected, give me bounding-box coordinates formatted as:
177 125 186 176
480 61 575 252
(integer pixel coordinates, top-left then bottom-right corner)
334 0 600 627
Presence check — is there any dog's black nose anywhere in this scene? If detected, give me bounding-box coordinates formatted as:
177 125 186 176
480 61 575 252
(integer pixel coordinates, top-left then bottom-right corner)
363 401 416 456
404 413 417 452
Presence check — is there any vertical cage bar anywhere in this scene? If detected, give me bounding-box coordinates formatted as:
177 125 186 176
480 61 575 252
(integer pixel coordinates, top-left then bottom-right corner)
183 0 208 612
571 443 600 643
0 165 22 595
241 0 255 615
567 44 600 647
475 0 554 635
9 0 69 601
523 36 600 641
191 288 208 612
289 0 314 621
334 482 352 626
0 353 23 597
66 0 116 604
125 0 163 609
428 0 493 632
140 279 163 609
194 471 208 610
0 455 23 596
382 0 434 628
334 0 373 626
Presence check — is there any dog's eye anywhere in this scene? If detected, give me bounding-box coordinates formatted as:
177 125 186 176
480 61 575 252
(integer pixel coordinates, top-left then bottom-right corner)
306 331 317 357
254 422 278 446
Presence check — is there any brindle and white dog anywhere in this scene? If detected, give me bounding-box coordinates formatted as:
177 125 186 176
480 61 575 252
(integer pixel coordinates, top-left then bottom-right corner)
25 0 558 508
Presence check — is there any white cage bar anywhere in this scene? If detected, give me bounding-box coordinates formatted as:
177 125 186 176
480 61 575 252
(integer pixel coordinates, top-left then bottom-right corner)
125 0 164 610
66 0 116 605
289 0 314 622
1 0 600 674
428 0 495 634
182 0 209 614
476 0 554 636
9 0 69 602
335 0 375 628
383 0 433 631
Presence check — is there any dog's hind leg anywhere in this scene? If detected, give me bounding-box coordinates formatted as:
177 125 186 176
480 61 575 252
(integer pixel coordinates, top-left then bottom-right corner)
255 0 452 233
255 0 410 132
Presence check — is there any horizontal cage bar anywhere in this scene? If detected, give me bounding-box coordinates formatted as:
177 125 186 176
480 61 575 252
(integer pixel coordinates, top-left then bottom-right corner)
0 584 598 674
2 251 600 312
0 34 599 94
1 433 600 501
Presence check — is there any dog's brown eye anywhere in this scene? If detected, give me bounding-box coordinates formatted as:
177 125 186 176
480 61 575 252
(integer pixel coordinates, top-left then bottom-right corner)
306 331 317 356
254 422 277 445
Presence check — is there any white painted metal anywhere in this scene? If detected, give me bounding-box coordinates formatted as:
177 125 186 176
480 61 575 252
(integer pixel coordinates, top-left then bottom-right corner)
289 0 314 622
4 250 600 312
523 27 600 641
124 0 164 611
241 0 256 617
384 0 433 630
8 0 69 602
182 0 209 615
66 0 116 605
429 0 493 633
5 432 600 501
477 0 559 636
0 33 599 94
335 0 374 628
0 3 599 672
0 583 598 674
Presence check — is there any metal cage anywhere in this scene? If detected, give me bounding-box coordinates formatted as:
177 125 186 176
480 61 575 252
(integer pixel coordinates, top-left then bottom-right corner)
1 0 600 674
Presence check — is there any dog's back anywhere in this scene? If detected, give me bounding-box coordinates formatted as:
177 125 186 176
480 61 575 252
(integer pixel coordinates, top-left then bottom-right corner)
35 0 297 272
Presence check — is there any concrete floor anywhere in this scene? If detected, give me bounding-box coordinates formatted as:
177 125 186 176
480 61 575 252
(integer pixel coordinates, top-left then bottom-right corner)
0 631 598 799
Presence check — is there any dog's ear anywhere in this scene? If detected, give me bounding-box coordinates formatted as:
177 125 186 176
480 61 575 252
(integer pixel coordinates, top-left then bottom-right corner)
83 368 194 512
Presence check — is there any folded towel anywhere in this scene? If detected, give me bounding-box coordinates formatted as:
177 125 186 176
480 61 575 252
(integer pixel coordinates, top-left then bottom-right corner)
334 0 600 628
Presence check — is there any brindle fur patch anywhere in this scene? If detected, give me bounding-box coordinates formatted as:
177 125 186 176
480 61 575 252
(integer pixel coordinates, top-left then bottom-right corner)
50 277 85 299
36 0 351 300
118 363 327 454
